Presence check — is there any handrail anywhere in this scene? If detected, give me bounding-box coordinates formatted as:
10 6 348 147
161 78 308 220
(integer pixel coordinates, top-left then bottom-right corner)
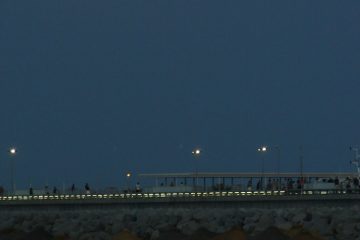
0 188 359 202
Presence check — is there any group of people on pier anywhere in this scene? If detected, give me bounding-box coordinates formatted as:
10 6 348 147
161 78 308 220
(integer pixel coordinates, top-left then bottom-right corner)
28 183 91 195
245 176 360 192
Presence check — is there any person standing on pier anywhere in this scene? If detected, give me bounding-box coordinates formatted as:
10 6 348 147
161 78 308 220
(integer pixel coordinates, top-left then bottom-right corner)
85 183 90 194
71 184 75 193
135 182 141 193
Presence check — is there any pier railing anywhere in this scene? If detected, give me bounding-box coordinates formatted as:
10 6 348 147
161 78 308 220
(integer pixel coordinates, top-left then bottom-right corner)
0 188 359 203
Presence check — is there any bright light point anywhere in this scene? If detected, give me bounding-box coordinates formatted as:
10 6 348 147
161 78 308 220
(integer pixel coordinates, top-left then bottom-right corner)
9 148 16 155
192 148 201 156
258 146 267 152
126 173 131 178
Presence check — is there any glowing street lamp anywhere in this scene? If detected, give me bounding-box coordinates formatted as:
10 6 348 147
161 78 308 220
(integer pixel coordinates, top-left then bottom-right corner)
192 148 201 157
9 147 17 194
257 146 267 153
9 148 16 155
126 172 131 192
192 148 202 188
257 146 267 189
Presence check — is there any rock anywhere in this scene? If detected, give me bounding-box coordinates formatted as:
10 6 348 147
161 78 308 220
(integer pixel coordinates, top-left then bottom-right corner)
252 227 290 240
21 219 34 232
254 214 274 233
292 232 326 240
213 226 231 234
284 225 304 238
154 222 173 232
52 219 79 237
244 214 259 225
243 223 256 233
192 210 210 222
333 222 357 239
0 228 27 240
112 230 142 240
79 231 111 240
304 212 312 222
218 216 238 233
202 221 223 233
0 228 52 240
331 208 354 225
143 227 154 239
69 230 83 240
25 227 53 240
303 216 332 236
165 214 181 227
111 222 125 235
53 235 71 240
210 227 247 240
292 212 306 224
274 221 292 231
177 220 200 235
150 229 159 240
123 214 137 223
285 226 327 240
0 219 16 231
157 230 186 240
186 228 217 240
80 219 104 233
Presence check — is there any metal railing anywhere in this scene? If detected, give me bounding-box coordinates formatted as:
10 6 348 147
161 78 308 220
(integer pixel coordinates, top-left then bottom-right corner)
0 188 359 202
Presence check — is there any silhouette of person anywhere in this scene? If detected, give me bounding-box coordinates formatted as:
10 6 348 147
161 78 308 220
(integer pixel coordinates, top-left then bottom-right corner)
85 183 90 194
135 182 141 193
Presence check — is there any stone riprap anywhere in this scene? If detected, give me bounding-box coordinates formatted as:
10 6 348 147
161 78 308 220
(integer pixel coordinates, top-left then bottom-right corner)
0 205 359 240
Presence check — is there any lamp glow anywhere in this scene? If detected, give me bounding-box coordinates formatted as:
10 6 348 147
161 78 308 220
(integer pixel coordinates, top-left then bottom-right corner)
9 148 16 155
258 146 267 152
192 148 201 156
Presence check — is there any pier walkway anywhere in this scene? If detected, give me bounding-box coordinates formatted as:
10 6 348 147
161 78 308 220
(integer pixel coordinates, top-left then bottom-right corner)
1 189 360 209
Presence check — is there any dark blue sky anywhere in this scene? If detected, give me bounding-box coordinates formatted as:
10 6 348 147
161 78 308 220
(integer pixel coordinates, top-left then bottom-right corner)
1 1 360 189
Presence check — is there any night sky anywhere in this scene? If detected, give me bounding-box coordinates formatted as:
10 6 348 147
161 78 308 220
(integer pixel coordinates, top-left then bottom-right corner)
1 1 360 190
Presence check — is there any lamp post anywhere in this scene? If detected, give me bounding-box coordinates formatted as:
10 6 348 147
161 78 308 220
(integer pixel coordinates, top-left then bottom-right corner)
257 146 267 189
192 148 201 188
274 146 281 175
299 145 304 185
126 172 131 193
9 147 17 194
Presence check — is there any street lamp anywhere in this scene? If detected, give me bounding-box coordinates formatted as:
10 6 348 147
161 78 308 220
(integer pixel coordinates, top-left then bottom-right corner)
126 172 131 192
257 146 267 189
10 148 16 155
192 148 202 188
192 148 201 157
257 146 267 153
9 147 17 194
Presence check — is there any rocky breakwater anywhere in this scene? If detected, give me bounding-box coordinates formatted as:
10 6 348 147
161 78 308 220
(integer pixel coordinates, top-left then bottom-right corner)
0 205 359 239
